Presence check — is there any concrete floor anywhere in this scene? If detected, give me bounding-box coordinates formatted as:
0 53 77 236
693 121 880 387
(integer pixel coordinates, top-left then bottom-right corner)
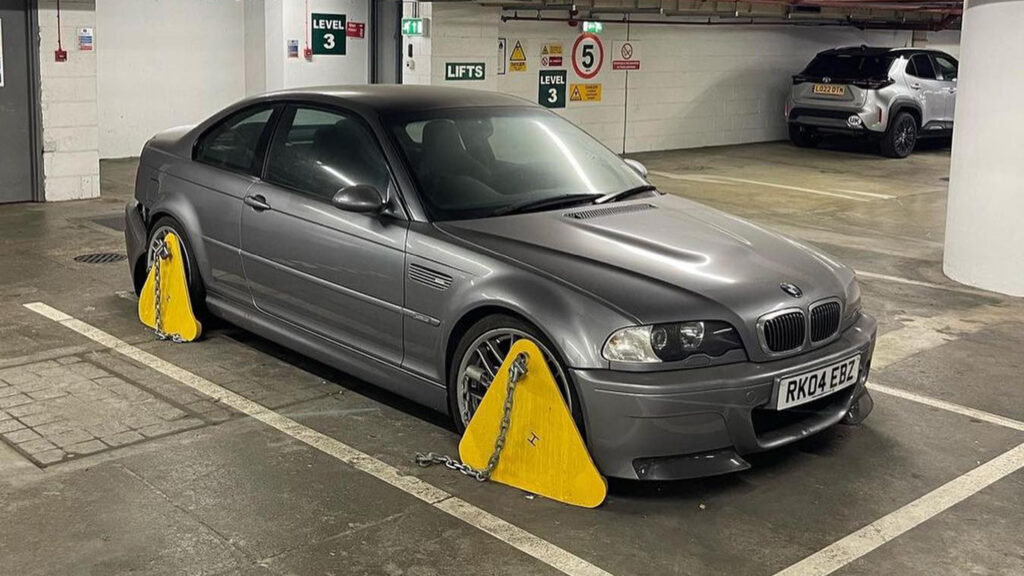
1 141 1021 576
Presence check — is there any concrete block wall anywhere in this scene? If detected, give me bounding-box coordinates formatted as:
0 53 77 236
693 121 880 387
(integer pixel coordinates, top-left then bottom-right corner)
414 4 917 154
37 0 100 201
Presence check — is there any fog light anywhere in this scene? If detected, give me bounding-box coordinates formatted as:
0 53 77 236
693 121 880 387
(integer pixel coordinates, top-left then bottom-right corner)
847 115 863 127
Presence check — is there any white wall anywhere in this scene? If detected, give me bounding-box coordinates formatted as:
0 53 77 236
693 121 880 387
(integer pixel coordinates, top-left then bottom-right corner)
921 30 962 59
38 0 100 201
96 0 245 159
411 5 928 154
258 0 370 92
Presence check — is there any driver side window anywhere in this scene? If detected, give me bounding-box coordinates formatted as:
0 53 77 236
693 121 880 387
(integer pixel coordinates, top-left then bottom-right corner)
265 106 390 201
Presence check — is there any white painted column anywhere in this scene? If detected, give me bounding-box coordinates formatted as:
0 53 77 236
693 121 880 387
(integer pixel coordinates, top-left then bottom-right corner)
943 0 1024 296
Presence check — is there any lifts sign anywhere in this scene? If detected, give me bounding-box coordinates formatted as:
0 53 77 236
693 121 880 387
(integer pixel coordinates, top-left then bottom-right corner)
446 62 486 81
312 13 347 55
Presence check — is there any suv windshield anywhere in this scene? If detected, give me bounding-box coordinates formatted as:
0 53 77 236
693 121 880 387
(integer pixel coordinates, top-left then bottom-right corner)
387 107 646 221
800 53 895 79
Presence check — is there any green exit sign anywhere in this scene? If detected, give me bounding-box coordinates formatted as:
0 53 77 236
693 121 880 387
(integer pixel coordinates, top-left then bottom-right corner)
402 18 428 37
582 21 603 33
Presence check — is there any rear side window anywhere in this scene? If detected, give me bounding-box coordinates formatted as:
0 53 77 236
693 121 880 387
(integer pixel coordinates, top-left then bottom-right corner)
908 54 937 80
933 55 958 81
800 54 895 79
194 106 276 174
265 106 390 201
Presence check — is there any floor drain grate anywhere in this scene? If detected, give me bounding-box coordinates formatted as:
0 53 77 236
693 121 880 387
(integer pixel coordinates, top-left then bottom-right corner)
74 252 127 264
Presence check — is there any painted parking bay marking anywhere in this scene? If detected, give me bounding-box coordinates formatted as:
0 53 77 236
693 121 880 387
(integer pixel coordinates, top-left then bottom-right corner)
648 171 893 202
23 302 614 576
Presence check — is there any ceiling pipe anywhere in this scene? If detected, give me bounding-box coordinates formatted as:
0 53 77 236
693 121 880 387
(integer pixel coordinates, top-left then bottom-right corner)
498 13 949 29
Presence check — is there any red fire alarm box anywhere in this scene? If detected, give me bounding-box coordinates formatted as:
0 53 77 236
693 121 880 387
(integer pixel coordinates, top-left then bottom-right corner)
346 21 365 39
55 48 68 62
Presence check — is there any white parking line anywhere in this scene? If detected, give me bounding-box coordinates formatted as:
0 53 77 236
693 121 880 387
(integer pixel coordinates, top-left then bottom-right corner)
868 382 1024 433
23 302 613 576
854 270 996 297
774 441 1024 576
648 171 875 202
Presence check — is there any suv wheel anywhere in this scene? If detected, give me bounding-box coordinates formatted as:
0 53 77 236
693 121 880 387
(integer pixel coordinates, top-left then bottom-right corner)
881 112 918 158
789 125 819 148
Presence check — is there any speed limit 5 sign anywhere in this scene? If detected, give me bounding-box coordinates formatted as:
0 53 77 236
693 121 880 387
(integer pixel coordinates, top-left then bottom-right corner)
571 33 604 79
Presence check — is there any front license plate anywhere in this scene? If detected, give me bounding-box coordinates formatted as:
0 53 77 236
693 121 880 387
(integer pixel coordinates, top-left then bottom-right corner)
776 355 861 410
813 83 845 96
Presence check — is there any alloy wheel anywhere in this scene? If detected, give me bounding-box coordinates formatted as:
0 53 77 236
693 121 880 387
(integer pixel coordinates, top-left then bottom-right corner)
894 119 916 157
455 328 570 428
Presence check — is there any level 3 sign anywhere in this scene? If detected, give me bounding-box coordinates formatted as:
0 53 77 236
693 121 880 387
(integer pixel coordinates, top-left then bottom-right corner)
312 13 347 55
569 83 602 103
538 70 567 109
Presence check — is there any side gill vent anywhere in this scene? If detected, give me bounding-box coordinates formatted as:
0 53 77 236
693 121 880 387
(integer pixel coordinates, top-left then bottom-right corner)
564 203 656 221
409 263 453 291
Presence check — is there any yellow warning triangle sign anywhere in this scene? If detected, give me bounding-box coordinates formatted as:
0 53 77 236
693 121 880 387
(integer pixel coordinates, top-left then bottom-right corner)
570 85 583 101
459 340 607 508
138 233 202 342
509 40 527 62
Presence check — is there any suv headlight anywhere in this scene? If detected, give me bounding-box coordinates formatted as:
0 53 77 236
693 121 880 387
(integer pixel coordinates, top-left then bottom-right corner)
602 321 743 363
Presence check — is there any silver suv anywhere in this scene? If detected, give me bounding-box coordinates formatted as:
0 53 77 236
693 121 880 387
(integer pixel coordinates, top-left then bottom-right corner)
786 47 959 158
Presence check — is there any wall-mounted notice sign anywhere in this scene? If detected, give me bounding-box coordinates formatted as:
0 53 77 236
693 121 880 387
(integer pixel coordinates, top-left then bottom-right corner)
611 40 640 70
0 19 5 88
540 42 563 68
569 83 602 102
78 27 94 51
445 62 485 81
497 38 507 75
538 70 566 109
312 13 347 55
346 21 365 39
287 39 299 58
508 40 527 72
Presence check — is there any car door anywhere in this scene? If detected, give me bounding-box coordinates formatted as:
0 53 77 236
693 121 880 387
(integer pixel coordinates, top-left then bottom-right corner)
904 54 946 131
239 104 408 364
931 53 959 127
171 104 280 304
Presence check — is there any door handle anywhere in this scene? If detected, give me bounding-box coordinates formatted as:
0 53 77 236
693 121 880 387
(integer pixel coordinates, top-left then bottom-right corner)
910 83 921 90
244 194 271 211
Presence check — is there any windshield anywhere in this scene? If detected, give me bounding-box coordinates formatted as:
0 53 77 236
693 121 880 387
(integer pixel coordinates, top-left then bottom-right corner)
386 107 646 221
801 53 895 79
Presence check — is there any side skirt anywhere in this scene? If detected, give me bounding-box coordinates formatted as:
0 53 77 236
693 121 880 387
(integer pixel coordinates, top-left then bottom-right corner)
205 294 449 415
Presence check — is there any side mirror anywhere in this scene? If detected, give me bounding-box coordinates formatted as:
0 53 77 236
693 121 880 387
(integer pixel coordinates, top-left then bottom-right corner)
623 158 648 179
331 184 385 214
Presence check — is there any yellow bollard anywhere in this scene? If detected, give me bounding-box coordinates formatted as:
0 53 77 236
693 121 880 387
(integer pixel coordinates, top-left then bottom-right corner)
138 232 202 342
459 340 607 508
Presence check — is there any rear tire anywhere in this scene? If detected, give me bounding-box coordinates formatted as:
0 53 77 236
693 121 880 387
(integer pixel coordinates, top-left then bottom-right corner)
145 216 207 319
789 125 819 148
880 112 918 158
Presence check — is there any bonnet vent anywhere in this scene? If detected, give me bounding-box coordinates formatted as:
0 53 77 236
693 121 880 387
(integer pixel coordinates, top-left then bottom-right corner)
564 203 656 221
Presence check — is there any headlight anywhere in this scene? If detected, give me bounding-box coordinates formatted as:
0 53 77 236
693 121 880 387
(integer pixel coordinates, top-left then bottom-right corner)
603 321 743 363
844 278 862 326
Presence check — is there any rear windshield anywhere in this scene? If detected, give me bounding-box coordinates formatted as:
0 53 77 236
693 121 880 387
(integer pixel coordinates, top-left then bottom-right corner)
800 54 895 79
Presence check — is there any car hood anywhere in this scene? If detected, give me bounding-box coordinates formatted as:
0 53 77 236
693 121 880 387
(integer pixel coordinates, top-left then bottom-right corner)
437 194 853 328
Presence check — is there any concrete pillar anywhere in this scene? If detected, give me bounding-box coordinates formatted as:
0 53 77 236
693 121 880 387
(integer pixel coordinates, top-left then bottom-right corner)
943 0 1024 296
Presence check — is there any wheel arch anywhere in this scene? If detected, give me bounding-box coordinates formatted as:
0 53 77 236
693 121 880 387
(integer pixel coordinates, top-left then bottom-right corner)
889 101 922 129
444 305 563 384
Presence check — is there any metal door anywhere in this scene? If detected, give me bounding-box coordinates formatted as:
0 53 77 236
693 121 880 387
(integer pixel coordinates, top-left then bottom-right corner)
905 54 946 130
0 0 38 204
240 105 407 365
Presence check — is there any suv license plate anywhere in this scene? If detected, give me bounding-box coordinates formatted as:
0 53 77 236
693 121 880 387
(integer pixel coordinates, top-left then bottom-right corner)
775 355 860 410
813 84 846 96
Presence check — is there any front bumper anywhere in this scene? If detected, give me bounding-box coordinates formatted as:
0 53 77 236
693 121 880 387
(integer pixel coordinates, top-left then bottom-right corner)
572 313 877 480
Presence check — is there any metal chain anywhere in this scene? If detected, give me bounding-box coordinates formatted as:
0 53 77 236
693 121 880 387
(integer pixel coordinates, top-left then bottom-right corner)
151 238 184 343
415 352 529 482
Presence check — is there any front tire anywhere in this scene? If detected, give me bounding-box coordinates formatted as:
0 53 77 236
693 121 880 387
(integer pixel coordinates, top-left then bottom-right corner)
789 124 819 148
880 112 918 158
448 314 581 434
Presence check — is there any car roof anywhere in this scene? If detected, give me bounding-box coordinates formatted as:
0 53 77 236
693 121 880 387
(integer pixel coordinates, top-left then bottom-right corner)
261 85 535 115
818 46 950 58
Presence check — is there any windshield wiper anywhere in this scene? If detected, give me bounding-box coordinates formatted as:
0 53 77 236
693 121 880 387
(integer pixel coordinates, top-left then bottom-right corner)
493 193 603 217
594 184 659 205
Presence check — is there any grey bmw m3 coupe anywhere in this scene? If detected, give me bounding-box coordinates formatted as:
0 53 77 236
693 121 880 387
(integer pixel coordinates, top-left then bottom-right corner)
124 86 876 480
